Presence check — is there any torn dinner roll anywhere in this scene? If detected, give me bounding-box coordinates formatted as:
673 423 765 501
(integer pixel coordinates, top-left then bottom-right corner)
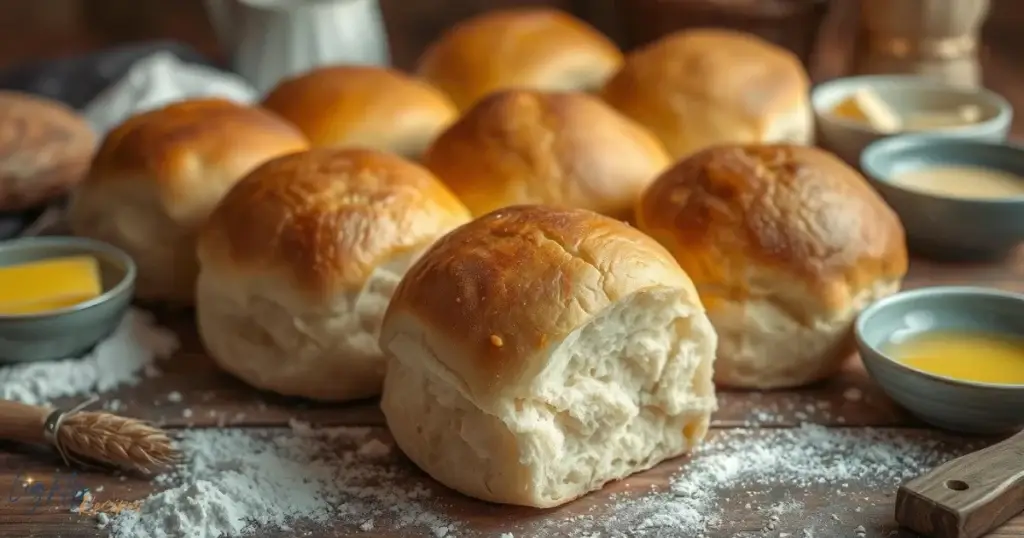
636 144 908 390
379 205 718 507
67 98 308 304
261 66 458 160
416 8 623 111
422 89 671 220
196 148 471 402
600 29 813 160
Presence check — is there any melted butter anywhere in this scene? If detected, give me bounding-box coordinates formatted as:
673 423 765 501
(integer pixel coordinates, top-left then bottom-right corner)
886 330 1024 384
891 165 1024 199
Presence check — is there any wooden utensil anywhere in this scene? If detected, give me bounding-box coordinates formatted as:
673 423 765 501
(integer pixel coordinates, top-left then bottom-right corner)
0 398 179 474
895 430 1024 538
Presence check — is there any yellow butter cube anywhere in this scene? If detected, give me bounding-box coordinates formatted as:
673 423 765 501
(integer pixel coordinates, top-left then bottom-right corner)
0 256 103 315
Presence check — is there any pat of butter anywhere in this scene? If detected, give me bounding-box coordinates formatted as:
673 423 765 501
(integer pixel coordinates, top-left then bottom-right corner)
832 88 903 133
0 256 103 315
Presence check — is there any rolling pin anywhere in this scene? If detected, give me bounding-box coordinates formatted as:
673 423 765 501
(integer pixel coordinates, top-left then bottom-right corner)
895 431 1024 538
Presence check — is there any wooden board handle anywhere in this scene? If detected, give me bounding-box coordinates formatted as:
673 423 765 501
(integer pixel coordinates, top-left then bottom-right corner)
895 431 1024 538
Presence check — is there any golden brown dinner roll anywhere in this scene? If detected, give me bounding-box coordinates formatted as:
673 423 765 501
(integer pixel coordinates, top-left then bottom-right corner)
422 90 670 220
601 29 813 160
416 8 623 111
0 91 97 211
261 66 458 159
197 148 471 402
636 144 908 390
67 98 308 304
379 205 717 507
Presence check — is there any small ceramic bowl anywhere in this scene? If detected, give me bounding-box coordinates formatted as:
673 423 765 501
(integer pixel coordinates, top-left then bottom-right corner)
811 74 1012 165
860 134 1024 260
855 286 1024 435
0 236 136 363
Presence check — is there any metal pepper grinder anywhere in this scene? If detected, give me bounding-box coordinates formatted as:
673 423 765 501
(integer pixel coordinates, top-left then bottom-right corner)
855 0 990 88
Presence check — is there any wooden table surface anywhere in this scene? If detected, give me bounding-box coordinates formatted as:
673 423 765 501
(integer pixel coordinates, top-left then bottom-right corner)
1 256 1021 538
4 3 1024 538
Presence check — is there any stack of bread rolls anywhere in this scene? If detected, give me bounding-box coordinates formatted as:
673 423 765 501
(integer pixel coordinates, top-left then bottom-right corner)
57 6 909 511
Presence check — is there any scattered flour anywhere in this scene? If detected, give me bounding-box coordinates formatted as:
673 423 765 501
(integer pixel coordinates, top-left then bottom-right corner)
101 423 967 537
107 424 455 538
0 309 179 405
520 424 967 537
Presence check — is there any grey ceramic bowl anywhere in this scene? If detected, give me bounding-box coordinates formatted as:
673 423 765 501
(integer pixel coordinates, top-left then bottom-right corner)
856 286 1024 435
811 74 1012 165
0 236 136 363
860 134 1024 260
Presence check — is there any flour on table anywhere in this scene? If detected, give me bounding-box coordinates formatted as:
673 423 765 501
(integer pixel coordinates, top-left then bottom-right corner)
0 309 179 405
106 425 456 538
520 424 968 537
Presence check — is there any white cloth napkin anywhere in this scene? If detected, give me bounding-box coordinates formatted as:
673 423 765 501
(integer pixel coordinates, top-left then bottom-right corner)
82 51 258 136
20 52 258 238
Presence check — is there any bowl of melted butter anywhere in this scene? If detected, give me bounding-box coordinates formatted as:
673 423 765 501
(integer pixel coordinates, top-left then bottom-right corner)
861 134 1024 260
856 286 1024 434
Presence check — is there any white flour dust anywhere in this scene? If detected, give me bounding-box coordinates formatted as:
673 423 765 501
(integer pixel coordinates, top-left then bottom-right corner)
0 308 179 405
523 424 966 537
100 423 966 538
107 424 456 538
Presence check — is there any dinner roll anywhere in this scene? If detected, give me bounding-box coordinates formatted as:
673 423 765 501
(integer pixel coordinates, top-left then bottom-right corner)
422 90 670 220
380 205 717 507
601 29 813 160
0 91 97 211
416 8 623 111
197 148 471 402
261 66 458 159
68 99 308 304
636 145 908 390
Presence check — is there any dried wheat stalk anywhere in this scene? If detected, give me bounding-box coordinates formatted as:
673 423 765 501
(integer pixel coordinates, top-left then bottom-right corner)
56 411 180 474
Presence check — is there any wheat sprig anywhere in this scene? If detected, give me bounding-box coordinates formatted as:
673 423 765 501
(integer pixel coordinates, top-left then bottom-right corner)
56 411 180 474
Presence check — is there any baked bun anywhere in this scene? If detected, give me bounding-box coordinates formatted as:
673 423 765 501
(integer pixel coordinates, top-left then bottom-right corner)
422 90 670 220
636 144 908 390
380 204 717 507
0 91 97 211
600 29 813 160
196 148 471 402
416 8 623 111
261 66 458 159
67 98 308 304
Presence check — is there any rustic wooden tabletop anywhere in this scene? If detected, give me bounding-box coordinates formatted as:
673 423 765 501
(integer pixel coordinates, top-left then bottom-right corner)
3 2 1024 537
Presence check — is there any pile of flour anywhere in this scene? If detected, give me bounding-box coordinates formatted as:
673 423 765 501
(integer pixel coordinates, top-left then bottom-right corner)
106 423 456 538
0 308 179 405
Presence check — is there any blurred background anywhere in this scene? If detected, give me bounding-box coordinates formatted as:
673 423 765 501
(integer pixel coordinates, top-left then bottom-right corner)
0 0 1019 72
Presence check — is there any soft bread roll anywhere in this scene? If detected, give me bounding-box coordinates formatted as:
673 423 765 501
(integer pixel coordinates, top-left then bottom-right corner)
416 8 623 111
68 99 308 304
600 29 813 160
261 66 458 159
422 90 670 220
197 148 471 402
0 91 97 211
380 205 717 507
636 145 908 390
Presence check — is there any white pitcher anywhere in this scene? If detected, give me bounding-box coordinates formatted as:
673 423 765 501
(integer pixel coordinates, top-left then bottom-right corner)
204 0 391 94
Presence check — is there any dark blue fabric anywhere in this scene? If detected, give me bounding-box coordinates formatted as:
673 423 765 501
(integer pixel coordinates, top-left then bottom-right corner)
0 41 216 239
